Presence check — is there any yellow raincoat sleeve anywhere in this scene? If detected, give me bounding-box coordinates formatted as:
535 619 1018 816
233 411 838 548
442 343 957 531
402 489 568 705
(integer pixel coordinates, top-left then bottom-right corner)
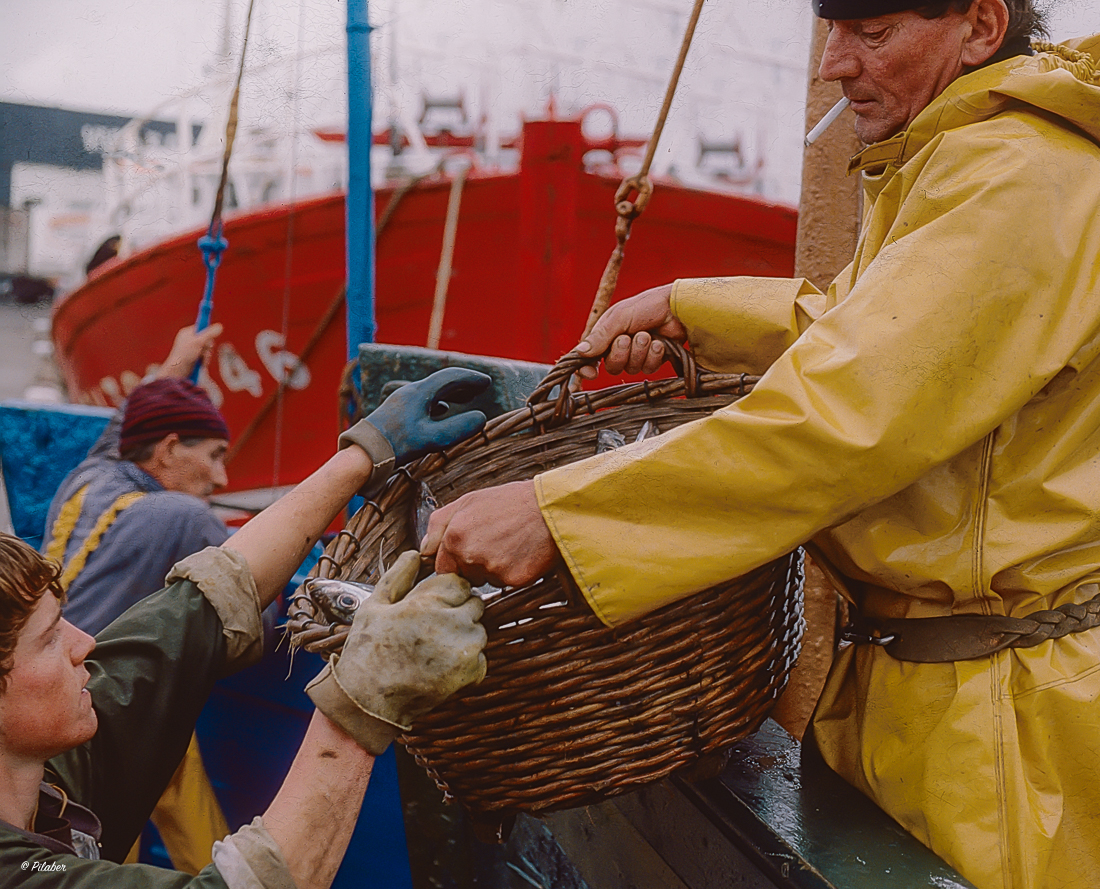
536 119 1100 627
670 276 828 375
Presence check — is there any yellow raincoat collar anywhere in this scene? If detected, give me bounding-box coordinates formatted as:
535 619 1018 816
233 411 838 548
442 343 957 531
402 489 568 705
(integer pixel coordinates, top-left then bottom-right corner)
848 35 1100 176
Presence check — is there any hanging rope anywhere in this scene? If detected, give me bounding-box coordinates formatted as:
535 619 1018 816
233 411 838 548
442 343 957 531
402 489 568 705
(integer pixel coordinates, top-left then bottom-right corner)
190 0 257 383
426 161 470 350
580 0 708 340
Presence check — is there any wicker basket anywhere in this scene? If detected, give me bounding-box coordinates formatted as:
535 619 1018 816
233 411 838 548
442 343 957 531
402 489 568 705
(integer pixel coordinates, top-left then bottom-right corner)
287 339 805 838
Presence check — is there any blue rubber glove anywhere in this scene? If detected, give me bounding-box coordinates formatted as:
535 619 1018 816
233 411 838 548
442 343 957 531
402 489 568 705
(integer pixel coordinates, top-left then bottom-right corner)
339 367 491 493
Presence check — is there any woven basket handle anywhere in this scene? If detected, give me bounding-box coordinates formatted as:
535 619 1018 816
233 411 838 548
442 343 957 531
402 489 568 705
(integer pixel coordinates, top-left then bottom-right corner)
526 335 698 417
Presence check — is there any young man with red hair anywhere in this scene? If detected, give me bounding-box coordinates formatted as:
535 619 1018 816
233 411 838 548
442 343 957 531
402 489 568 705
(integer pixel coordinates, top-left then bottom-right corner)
0 365 492 888
42 325 235 872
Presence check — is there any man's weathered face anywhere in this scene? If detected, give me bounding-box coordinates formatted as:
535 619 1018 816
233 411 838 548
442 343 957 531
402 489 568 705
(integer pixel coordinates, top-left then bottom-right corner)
158 435 229 499
0 594 98 761
819 10 972 144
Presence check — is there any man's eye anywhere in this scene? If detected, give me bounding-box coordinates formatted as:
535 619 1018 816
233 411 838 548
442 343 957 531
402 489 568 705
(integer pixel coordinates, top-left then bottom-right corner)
862 28 890 43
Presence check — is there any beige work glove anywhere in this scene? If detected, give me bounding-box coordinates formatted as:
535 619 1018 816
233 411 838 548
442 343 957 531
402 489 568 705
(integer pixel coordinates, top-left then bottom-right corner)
305 551 488 755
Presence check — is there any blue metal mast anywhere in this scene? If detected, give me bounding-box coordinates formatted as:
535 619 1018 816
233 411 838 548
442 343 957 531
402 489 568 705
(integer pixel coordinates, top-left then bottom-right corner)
337 8 414 888
345 0 377 360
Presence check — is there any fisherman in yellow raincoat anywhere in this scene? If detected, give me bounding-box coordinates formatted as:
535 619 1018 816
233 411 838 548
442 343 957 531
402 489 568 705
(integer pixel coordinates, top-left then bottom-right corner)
421 1 1100 887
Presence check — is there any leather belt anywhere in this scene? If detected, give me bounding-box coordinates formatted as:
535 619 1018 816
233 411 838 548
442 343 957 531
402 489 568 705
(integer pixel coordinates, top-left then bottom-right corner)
841 593 1100 662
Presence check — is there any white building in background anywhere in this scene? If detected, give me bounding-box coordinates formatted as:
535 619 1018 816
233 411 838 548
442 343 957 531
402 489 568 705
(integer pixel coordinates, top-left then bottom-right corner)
10 165 103 282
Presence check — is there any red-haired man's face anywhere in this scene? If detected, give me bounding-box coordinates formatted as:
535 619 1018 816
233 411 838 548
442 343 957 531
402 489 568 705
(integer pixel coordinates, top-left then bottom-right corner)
0 594 97 761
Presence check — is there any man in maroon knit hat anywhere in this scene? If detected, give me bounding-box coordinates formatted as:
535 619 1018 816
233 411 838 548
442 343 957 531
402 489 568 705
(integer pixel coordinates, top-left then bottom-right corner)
45 326 231 636
42 324 232 873
114 377 231 501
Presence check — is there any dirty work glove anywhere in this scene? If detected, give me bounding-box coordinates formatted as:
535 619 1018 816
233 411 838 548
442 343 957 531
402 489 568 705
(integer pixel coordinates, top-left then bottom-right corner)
305 551 488 755
339 367 491 495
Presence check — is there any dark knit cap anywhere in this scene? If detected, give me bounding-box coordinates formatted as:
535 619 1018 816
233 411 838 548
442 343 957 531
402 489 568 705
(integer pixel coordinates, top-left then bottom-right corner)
813 0 927 18
120 378 230 453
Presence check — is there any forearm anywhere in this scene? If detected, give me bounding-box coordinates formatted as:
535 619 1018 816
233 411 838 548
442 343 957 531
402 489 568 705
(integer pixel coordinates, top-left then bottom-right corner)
263 712 374 889
671 275 827 374
540 182 1092 626
224 447 373 608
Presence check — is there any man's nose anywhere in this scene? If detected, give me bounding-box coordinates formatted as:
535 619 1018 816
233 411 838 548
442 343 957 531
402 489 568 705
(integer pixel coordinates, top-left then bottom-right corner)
67 621 96 663
819 26 860 82
214 461 228 490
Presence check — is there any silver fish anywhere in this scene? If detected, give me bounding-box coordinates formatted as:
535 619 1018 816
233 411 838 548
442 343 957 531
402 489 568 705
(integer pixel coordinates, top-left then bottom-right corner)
413 480 440 546
595 429 627 453
305 577 374 625
595 422 659 457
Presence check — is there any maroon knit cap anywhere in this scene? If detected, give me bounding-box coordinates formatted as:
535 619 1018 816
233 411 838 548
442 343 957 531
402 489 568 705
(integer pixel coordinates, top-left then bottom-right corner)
119 379 230 453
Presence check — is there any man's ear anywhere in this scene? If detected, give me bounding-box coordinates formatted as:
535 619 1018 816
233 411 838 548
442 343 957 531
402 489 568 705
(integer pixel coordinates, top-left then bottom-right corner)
146 433 182 470
961 0 1010 68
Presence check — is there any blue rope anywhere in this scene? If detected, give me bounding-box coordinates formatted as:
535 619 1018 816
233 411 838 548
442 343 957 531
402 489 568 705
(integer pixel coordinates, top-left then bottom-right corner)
189 224 229 383
187 0 255 385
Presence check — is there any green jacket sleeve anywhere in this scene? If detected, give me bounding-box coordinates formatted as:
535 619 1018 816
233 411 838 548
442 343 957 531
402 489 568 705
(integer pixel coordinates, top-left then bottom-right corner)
537 117 1100 626
47 578 227 863
0 818 290 889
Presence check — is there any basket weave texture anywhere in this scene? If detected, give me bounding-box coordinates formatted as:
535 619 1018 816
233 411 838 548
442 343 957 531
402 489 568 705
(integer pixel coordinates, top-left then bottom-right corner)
287 340 805 826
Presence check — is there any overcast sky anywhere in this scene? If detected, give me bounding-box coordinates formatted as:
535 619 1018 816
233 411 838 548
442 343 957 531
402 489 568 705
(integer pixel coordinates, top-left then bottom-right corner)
0 0 1095 211
2 0 1095 117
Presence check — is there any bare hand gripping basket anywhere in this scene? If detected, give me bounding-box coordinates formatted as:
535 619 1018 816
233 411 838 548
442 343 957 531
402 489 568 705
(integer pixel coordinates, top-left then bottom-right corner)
287 339 805 839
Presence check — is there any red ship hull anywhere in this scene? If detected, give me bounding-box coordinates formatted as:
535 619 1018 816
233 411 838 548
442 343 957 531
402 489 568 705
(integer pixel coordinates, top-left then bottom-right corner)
52 118 796 493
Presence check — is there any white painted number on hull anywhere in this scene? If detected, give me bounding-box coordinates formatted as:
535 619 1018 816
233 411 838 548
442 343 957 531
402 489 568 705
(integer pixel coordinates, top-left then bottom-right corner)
255 330 311 390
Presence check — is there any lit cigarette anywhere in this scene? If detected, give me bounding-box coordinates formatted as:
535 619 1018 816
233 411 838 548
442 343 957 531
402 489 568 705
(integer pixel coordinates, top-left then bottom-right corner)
804 97 850 147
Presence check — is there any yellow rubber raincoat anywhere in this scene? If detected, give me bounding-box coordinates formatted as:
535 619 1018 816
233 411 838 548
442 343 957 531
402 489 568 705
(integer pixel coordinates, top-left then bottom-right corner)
536 38 1100 889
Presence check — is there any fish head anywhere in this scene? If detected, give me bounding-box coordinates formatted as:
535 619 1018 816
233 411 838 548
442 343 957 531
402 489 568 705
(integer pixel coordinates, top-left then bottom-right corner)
595 428 627 454
305 577 375 625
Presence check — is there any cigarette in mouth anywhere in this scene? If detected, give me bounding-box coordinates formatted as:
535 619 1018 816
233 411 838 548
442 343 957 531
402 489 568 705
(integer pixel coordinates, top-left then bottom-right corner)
804 97 850 147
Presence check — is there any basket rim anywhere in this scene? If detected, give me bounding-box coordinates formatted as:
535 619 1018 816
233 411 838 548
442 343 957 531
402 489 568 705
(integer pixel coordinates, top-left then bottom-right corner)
281 349 804 828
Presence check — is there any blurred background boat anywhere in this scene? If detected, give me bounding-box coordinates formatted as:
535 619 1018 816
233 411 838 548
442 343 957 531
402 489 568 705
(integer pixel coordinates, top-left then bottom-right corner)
51 106 796 495
39 0 803 498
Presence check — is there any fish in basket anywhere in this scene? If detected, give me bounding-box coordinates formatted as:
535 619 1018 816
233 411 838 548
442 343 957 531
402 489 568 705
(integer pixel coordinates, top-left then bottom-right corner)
287 338 805 841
